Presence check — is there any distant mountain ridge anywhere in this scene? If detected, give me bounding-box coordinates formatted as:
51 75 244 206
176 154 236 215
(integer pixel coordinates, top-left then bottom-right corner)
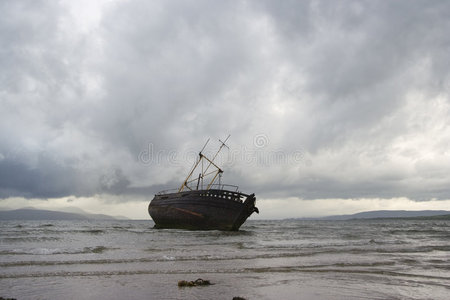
0 208 119 221
301 210 450 221
2 208 449 221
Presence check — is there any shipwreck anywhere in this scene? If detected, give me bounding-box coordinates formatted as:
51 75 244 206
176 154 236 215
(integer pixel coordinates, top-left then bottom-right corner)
148 136 258 230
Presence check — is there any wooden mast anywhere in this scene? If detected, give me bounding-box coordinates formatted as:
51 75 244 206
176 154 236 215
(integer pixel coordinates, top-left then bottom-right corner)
178 135 230 192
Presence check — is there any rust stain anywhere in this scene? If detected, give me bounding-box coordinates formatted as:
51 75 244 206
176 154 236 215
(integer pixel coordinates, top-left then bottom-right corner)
172 207 203 218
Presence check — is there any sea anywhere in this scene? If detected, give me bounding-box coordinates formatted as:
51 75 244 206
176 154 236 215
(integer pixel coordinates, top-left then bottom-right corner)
0 219 449 300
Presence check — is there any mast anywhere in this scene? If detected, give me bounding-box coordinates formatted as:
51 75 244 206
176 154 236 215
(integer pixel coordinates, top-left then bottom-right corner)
203 135 230 175
178 135 230 192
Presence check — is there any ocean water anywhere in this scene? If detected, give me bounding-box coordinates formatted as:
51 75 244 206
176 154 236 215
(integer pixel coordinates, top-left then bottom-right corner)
0 219 449 300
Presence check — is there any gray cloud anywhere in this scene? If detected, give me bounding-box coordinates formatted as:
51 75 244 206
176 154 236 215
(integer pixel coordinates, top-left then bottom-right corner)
1 0 450 205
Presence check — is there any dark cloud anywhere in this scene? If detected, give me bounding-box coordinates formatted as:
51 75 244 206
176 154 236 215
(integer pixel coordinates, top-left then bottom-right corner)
0 156 85 198
1 0 450 204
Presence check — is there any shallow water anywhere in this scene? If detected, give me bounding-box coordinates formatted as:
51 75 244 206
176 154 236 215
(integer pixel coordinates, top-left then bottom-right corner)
0 219 449 299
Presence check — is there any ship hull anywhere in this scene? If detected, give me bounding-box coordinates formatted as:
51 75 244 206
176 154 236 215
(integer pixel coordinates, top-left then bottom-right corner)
148 189 257 231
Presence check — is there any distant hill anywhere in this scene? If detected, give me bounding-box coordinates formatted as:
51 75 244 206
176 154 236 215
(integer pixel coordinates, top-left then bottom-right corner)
0 208 118 221
298 210 450 221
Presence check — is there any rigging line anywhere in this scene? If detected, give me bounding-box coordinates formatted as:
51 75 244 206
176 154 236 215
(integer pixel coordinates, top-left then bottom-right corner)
203 134 230 175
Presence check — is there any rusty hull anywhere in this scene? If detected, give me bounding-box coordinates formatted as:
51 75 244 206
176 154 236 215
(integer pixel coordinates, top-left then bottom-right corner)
148 189 257 231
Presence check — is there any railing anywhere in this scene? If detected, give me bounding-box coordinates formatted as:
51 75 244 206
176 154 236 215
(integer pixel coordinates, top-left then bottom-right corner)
156 188 179 195
156 183 240 195
208 184 239 192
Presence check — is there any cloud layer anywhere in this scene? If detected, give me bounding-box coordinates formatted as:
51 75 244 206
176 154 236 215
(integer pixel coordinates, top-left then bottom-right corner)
1 0 450 214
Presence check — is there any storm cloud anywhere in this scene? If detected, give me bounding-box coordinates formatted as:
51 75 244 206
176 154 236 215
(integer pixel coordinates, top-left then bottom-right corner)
1 0 450 216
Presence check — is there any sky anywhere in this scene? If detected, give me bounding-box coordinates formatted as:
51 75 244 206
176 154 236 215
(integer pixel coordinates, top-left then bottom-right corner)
1 0 450 219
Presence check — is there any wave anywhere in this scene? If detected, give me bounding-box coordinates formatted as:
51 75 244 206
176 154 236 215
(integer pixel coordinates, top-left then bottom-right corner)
1 264 449 283
2 242 447 264
0 246 111 256
83 229 105 234
0 236 61 243
0 248 428 268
